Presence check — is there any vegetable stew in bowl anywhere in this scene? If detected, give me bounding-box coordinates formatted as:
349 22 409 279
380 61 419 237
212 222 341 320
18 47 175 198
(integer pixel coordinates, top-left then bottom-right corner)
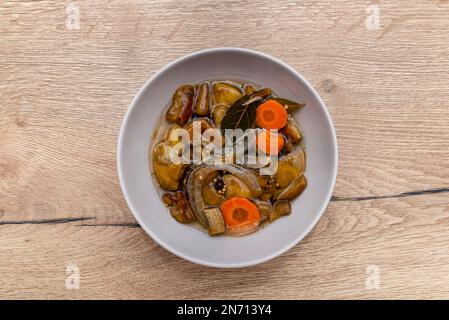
150 80 307 237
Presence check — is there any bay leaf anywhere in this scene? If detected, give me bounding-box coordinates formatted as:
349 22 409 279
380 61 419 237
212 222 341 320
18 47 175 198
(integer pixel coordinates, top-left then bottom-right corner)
271 97 305 114
221 95 258 131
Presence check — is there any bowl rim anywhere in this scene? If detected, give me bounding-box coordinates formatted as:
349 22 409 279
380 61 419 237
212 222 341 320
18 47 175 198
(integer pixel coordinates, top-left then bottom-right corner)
117 47 338 268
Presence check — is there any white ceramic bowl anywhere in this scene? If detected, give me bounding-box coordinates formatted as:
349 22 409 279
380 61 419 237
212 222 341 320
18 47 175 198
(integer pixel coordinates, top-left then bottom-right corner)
117 48 338 268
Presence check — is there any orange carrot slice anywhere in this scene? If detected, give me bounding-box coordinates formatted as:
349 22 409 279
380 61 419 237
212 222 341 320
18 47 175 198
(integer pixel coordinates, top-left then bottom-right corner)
220 197 260 228
256 100 288 130
256 130 284 155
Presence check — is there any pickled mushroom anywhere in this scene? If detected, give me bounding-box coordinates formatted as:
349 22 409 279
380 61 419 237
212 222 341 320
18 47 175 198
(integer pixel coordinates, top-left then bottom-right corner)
276 175 307 201
152 142 187 191
244 84 256 95
253 199 272 222
165 124 184 146
184 118 215 141
223 174 253 198
211 104 228 127
212 82 242 106
166 85 195 126
282 117 303 143
204 208 225 235
163 191 196 223
274 147 305 188
194 83 210 116
269 200 291 222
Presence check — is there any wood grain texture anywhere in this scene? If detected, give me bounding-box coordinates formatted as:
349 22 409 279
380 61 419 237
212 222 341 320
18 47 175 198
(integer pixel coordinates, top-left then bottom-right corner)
1 0 449 299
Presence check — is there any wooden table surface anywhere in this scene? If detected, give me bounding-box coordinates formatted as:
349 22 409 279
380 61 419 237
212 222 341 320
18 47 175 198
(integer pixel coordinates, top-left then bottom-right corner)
1 0 449 299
